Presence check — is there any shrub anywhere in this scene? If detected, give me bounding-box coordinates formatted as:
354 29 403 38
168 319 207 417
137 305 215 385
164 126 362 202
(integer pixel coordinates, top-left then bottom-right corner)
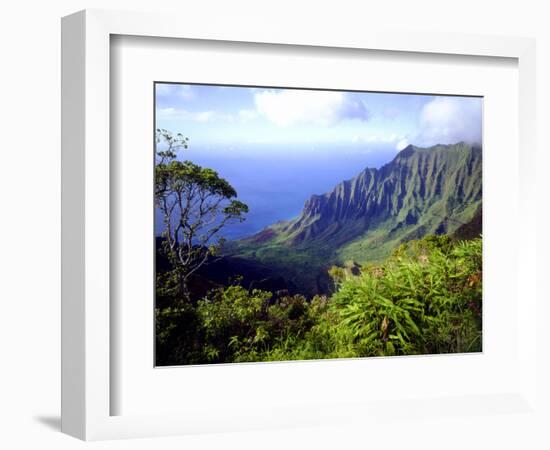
155 235 483 365
328 235 482 357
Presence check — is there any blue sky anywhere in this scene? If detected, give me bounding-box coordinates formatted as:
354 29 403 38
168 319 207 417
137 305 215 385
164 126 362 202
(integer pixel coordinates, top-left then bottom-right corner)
154 83 482 239
155 83 482 156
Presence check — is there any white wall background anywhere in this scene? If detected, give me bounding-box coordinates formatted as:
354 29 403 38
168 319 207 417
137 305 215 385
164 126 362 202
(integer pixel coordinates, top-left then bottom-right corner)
0 1 548 448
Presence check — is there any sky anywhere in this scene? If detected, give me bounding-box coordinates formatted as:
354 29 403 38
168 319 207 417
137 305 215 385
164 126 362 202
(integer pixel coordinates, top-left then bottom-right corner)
154 83 482 239
155 83 482 155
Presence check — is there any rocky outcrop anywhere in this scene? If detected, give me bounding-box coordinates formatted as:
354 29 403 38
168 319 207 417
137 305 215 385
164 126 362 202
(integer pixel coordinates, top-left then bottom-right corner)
247 142 482 247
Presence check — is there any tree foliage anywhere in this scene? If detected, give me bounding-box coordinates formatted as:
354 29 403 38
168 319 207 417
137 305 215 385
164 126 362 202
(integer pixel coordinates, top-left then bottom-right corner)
155 129 248 302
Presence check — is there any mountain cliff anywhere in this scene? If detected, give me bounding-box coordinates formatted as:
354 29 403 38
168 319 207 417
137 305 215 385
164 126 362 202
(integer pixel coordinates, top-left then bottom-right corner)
227 142 482 293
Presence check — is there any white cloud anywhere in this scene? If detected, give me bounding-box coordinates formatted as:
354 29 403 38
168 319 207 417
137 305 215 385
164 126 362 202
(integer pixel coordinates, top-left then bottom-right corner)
253 89 369 126
238 109 258 122
350 134 405 146
195 111 215 122
417 97 482 146
396 138 409 151
157 107 180 118
157 108 234 123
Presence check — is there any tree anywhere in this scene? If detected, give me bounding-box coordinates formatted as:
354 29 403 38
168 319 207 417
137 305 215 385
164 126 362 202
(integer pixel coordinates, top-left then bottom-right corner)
155 129 248 301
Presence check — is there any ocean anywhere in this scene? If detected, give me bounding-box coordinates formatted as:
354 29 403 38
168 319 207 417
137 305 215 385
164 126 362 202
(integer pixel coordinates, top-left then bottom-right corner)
155 143 398 241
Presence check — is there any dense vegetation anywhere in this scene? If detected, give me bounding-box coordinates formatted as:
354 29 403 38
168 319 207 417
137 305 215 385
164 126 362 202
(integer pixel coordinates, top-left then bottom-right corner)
155 129 248 302
154 131 482 366
156 234 482 365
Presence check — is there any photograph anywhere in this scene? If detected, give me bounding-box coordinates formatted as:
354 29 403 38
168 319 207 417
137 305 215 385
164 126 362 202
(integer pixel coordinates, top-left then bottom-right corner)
154 83 483 366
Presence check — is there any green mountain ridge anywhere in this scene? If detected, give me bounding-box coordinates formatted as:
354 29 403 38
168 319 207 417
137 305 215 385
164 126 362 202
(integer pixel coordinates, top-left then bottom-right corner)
226 142 482 294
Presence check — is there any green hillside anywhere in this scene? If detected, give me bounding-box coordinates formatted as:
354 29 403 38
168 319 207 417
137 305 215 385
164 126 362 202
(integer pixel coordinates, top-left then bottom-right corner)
225 142 482 294
157 235 483 365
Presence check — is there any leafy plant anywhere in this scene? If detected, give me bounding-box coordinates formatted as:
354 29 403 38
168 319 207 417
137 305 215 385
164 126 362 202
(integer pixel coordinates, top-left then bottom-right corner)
155 235 482 365
155 129 248 302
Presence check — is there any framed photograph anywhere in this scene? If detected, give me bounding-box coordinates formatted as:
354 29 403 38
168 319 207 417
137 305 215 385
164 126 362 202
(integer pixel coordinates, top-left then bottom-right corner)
62 9 538 441
153 82 483 368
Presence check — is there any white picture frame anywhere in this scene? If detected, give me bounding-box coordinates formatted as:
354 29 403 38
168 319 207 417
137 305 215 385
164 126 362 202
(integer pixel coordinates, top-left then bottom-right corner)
61 9 538 441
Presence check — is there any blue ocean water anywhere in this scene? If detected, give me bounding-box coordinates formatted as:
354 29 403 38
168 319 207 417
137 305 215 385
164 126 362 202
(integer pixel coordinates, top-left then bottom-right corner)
155 143 398 241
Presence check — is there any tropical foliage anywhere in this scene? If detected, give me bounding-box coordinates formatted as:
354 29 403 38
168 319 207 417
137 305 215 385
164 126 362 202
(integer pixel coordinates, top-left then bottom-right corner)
155 129 248 302
154 130 482 365
156 234 482 365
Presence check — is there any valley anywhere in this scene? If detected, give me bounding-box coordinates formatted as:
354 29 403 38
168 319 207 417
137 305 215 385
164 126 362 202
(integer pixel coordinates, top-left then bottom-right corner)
224 142 482 294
